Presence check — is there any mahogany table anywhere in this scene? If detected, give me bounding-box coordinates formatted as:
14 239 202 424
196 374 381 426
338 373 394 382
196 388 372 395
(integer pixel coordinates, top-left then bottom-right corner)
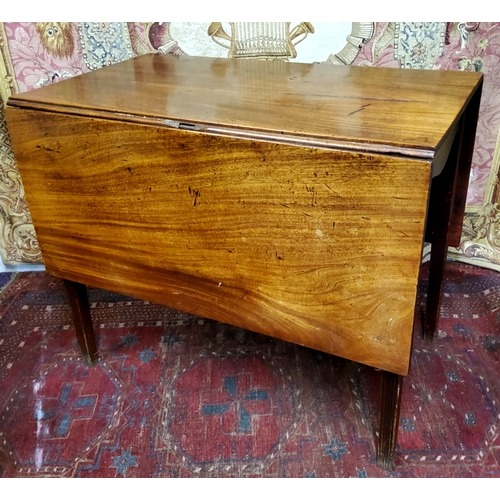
5 54 482 469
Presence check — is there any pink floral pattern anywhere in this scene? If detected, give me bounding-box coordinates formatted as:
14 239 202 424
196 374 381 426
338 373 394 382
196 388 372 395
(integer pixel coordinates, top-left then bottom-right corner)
5 23 88 92
437 23 500 206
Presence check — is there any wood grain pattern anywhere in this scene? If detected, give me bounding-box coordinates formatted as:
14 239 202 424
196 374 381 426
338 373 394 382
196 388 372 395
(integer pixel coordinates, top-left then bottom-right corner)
7 53 483 156
5 107 433 375
4 55 483 469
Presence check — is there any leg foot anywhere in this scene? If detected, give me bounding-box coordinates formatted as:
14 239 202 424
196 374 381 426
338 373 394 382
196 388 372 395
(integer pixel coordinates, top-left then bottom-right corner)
63 279 98 365
377 371 403 471
0 448 14 476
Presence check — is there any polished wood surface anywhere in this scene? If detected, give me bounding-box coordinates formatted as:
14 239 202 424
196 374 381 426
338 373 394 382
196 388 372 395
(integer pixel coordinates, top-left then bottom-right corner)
5 54 483 468
8 53 482 156
6 108 432 375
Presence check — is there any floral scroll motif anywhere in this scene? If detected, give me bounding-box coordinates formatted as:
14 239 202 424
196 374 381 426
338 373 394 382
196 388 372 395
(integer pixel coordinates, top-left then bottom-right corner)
448 205 500 270
394 22 447 70
0 96 41 264
78 22 134 70
0 24 42 264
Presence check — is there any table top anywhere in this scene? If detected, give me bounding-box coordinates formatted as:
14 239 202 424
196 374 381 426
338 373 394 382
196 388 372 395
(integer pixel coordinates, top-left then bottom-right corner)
8 53 482 158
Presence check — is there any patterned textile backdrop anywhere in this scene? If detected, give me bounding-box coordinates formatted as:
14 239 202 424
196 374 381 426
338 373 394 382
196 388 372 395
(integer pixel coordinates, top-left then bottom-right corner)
0 22 499 269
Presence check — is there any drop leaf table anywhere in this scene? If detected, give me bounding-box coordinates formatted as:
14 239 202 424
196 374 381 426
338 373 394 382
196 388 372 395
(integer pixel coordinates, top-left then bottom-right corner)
5 54 483 469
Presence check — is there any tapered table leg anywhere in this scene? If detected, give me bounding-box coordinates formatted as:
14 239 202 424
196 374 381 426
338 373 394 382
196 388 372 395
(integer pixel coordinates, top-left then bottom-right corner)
424 121 464 341
377 371 404 471
424 84 482 341
424 213 451 341
63 279 98 365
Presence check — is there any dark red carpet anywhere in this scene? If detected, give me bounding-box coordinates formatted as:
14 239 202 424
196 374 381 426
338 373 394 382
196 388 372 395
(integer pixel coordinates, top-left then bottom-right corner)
0 262 499 477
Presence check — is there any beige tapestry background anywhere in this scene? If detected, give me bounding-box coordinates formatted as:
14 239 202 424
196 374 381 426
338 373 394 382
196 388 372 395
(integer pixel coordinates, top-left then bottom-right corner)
1 22 499 270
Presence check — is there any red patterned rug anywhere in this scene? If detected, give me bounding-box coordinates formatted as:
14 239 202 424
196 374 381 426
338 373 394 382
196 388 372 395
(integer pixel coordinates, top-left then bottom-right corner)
0 262 499 477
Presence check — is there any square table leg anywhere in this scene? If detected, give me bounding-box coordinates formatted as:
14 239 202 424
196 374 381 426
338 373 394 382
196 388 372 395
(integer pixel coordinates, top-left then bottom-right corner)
63 279 98 365
424 119 465 340
377 371 404 470
424 84 482 340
